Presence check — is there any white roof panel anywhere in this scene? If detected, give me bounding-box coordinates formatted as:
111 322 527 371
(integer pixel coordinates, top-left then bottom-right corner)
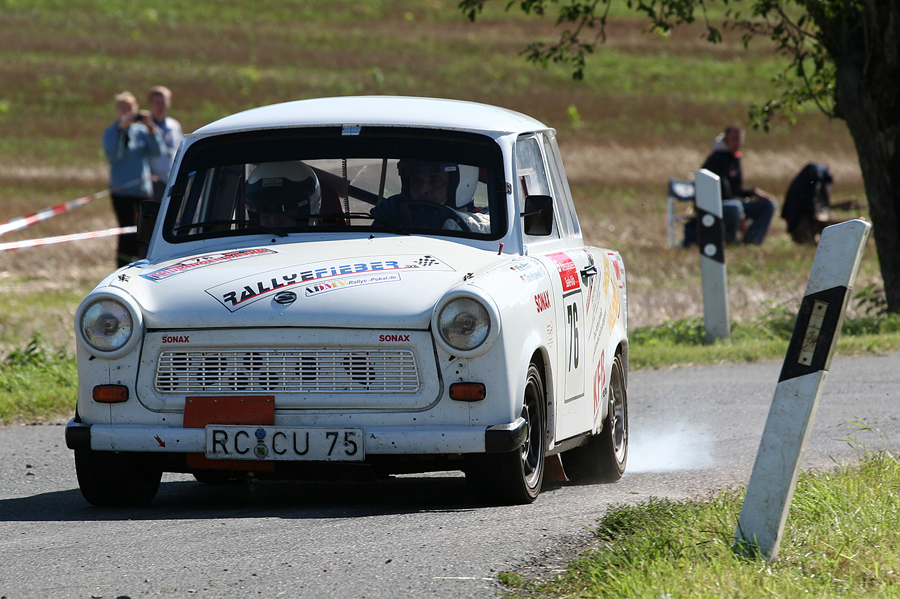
191 96 549 138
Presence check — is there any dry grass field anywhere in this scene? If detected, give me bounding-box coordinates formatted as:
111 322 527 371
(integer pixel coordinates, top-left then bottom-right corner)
0 0 873 357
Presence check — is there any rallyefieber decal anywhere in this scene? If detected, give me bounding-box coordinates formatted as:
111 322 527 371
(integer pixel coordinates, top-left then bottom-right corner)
142 248 276 282
206 254 453 312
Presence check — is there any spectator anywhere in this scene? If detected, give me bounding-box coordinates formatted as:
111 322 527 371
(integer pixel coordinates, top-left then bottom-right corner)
782 162 833 244
102 91 164 267
701 126 778 245
147 85 184 202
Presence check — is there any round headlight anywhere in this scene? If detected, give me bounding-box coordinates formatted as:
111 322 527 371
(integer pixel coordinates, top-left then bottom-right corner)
80 298 134 352
438 297 491 352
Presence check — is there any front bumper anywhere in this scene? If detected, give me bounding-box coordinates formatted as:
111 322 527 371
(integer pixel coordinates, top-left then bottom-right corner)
65 417 527 455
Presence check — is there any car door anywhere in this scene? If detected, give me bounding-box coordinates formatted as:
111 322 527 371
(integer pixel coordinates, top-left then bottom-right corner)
515 134 593 443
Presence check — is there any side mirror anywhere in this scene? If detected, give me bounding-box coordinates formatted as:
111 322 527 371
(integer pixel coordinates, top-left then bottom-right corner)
522 194 554 236
137 200 160 243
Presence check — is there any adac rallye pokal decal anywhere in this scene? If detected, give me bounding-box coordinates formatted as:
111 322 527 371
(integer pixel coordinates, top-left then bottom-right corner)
205 255 454 312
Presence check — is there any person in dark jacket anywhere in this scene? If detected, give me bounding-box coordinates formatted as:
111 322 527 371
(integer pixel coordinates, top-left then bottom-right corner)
701 126 778 244
781 162 833 244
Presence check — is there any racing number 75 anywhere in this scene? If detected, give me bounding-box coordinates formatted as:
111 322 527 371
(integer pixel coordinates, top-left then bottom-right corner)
566 302 579 371
326 431 359 457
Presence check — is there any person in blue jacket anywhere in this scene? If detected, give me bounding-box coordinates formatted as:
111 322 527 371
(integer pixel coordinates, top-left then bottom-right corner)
103 91 164 266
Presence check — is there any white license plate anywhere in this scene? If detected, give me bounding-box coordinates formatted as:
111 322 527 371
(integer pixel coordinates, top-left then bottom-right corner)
205 426 364 461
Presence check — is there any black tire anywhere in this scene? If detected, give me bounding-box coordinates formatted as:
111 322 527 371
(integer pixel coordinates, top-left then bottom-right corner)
466 364 545 504
562 353 628 483
74 449 162 507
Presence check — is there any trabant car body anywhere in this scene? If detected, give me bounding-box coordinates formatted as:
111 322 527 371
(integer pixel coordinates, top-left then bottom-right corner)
66 96 629 505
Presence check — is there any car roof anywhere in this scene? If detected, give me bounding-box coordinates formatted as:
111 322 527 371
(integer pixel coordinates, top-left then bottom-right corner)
191 96 550 138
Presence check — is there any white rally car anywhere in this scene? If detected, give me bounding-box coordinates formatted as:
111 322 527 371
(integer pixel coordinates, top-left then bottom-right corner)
66 96 628 506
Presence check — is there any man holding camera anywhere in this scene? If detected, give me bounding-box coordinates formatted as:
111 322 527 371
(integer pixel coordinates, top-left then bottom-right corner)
102 91 164 266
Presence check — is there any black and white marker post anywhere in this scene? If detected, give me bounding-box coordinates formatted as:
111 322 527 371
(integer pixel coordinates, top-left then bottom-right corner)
734 218 871 561
695 168 729 341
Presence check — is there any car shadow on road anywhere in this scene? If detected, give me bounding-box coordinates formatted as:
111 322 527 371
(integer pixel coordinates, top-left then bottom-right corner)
0 473 565 522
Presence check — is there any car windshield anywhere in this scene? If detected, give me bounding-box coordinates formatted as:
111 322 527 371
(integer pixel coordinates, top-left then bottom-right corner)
162 127 507 243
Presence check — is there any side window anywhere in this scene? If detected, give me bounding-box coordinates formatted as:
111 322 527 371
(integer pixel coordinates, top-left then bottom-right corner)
516 135 559 241
542 133 580 239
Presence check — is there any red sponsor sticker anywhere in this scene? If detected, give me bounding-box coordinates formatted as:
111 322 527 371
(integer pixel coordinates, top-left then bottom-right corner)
547 252 580 292
608 251 624 288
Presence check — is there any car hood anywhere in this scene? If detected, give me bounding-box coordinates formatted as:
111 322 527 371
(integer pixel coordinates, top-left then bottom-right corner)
110 237 506 330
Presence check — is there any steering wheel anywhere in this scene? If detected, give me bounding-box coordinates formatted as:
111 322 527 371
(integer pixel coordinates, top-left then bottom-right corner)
395 200 472 232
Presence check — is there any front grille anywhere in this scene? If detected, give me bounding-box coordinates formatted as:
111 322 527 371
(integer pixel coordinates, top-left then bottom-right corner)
156 349 419 394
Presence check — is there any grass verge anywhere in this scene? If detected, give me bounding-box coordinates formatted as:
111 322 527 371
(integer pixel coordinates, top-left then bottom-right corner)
0 334 77 425
631 298 900 369
499 451 900 598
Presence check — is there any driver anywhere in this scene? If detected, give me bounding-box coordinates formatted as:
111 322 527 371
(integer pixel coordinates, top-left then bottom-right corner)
245 161 322 229
371 160 489 233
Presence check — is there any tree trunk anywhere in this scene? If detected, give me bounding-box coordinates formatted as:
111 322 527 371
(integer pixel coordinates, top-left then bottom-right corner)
823 2 900 312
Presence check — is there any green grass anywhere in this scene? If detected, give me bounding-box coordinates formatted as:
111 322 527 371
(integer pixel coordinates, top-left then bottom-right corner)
630 292 900 369
0 0 828 167
0 286 89 353
633 330 900 370
0 334 77 424
499 451 900 598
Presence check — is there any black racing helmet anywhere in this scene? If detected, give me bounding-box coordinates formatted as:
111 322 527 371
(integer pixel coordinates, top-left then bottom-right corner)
245 161 321 217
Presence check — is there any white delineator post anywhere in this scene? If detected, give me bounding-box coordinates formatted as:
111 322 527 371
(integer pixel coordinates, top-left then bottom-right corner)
694 169 729 341
734 219 871 561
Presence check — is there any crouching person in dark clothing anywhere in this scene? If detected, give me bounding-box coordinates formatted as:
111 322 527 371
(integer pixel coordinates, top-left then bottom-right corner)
782 162 833 244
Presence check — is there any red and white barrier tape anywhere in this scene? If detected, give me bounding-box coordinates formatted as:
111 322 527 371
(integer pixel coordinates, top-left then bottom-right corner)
0 192 106 237
0 227 136 253
0 176 147 237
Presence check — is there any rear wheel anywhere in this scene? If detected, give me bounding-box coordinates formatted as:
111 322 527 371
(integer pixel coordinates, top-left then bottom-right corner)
74 449 162 507
466 364 545 504
562 354 628 483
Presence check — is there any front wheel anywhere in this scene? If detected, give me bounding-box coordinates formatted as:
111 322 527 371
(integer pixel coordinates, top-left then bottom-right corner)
466 364 546 504
562 353 628 483
74 449 162 507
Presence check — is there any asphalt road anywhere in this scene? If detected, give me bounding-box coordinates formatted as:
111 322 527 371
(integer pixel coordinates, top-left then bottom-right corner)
1 353 897 598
